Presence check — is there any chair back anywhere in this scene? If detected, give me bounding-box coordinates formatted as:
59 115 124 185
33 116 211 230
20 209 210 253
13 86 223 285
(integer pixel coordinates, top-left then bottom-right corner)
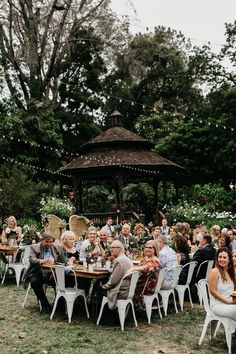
198 279 212 315
118 271 139 299
168 265 183 288
52 265 77 292
69 215 89 241
196 259 214 280
45 215 64 241
182 261 198 285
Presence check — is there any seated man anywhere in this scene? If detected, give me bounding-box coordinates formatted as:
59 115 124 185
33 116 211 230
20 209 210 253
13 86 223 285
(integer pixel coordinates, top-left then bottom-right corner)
23 231 65 313
102 216 115 237
115 223 138 251
191 234 216 283
156 235 178 289
102 240 133 310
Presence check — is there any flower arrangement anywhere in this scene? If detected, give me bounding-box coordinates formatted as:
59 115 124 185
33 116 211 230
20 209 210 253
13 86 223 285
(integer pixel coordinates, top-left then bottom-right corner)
21 225 41 245
4 226 18 239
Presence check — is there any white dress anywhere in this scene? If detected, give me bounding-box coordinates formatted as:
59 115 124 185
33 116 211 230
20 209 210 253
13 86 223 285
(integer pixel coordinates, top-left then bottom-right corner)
210 277 236 333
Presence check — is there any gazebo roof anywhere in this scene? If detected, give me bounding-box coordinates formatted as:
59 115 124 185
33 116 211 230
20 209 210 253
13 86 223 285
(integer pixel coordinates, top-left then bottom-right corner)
59 112 183 175
79 126 154 153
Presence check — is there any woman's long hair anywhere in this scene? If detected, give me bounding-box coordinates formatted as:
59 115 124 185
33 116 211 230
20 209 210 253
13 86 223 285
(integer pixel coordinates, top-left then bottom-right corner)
146 240 159 258
216 247 236 289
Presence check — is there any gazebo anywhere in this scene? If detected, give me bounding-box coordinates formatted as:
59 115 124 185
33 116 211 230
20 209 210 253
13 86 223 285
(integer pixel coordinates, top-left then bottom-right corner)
58 111 183 224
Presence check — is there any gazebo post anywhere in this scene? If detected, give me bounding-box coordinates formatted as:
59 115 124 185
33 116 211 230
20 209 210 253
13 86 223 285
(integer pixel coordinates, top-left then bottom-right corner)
77 180 83 214
163 178 167 206
153 177 159 225
117 172 125 220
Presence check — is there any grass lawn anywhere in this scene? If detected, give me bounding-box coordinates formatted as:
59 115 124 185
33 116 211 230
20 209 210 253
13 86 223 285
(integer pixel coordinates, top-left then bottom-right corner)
0 279 229 354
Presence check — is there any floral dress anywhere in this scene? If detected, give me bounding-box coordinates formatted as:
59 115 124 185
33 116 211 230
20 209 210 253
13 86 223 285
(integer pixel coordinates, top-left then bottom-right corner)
134 257 160 306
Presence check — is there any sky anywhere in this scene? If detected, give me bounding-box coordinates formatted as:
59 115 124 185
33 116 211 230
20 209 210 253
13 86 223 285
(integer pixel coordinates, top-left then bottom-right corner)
110 0 236 53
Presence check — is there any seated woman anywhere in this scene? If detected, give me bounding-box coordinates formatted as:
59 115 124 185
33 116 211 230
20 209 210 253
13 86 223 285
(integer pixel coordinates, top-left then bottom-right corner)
79 226 101 261
208 247 236 337
1 216 22 245
61 230 79 266
126 240 160 308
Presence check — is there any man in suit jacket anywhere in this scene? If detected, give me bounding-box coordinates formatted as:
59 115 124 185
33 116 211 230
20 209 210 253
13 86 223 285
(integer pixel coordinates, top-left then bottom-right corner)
191 234 216 284
23 231 65 313
115 223 138 251
102 240 133 310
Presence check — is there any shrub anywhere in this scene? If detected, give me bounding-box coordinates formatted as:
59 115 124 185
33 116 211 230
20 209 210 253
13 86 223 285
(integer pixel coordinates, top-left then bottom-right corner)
39 196 75 220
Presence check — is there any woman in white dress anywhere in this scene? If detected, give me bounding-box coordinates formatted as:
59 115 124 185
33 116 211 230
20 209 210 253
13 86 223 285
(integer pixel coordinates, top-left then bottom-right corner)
209 247 236 335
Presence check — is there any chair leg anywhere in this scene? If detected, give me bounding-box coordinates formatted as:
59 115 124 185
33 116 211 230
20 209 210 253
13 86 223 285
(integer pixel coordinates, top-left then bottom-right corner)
214 321 221 337
1 264 8 285
144 298 153 324
13 265 23 287
223 324 232 354
82 294 90 319
159 292 169 316
187 286 194 308
22 283 31 308
117 302 127 331
50 293 60 320
130 301 138 328
172 291 179 314
96 297 107 325
156 295 163 320
66 298 75 323
210 320 218 339
199 319 210 345
176 288 185 311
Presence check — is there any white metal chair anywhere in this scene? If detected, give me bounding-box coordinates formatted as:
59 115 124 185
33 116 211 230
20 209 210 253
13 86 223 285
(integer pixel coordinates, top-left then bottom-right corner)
50 265 89 323
142 268 166 324
158 265 182 316
175 261 198 311
96 271 140 331
198 279 234 354
195 260 214 305
1 248 28 287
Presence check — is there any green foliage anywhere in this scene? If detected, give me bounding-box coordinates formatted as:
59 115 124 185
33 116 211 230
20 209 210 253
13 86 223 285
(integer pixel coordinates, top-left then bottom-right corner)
39 196 75 220
0 163 43 222
123 183 154 221
83 186 111 212
169 201 235 229
104 26 201 129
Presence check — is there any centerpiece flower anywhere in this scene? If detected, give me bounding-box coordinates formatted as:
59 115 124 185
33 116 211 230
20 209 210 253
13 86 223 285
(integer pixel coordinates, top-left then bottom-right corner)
21 225 41 245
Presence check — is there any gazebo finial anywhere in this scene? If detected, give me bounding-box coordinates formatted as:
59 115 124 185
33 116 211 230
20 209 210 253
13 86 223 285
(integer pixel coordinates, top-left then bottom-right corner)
107 110 123 127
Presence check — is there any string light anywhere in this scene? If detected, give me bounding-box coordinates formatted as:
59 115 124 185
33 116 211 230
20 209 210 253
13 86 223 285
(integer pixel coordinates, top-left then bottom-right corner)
1 156 71 178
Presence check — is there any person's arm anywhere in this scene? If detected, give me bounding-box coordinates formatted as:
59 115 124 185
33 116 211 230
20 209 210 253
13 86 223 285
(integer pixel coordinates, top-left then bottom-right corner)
1 230 7 244
208 268 233 304
192 249 202 263
16 226 22 240
102 260 124 290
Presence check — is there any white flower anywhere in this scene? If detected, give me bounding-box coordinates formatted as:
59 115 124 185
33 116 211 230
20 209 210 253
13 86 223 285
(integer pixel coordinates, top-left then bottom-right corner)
5 227 11 234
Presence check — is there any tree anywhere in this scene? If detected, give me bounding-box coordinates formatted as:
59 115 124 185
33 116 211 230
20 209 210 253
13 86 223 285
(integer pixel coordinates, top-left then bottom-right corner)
0 0 112 111
103 26 202 130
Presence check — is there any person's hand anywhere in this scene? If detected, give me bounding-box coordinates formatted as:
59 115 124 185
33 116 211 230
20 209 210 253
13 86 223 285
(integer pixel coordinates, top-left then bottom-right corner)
43 258 54 266
68 257 75 266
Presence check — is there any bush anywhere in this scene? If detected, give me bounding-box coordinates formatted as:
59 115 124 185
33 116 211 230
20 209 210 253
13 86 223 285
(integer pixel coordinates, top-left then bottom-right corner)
39 196 75 220
169 201 236 229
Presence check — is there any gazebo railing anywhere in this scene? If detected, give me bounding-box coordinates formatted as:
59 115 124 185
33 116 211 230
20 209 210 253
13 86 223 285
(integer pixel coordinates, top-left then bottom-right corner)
82 211 141 228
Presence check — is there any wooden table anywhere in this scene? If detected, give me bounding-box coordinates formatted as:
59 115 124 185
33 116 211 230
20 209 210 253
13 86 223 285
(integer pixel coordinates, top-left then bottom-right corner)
0 245 19 256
